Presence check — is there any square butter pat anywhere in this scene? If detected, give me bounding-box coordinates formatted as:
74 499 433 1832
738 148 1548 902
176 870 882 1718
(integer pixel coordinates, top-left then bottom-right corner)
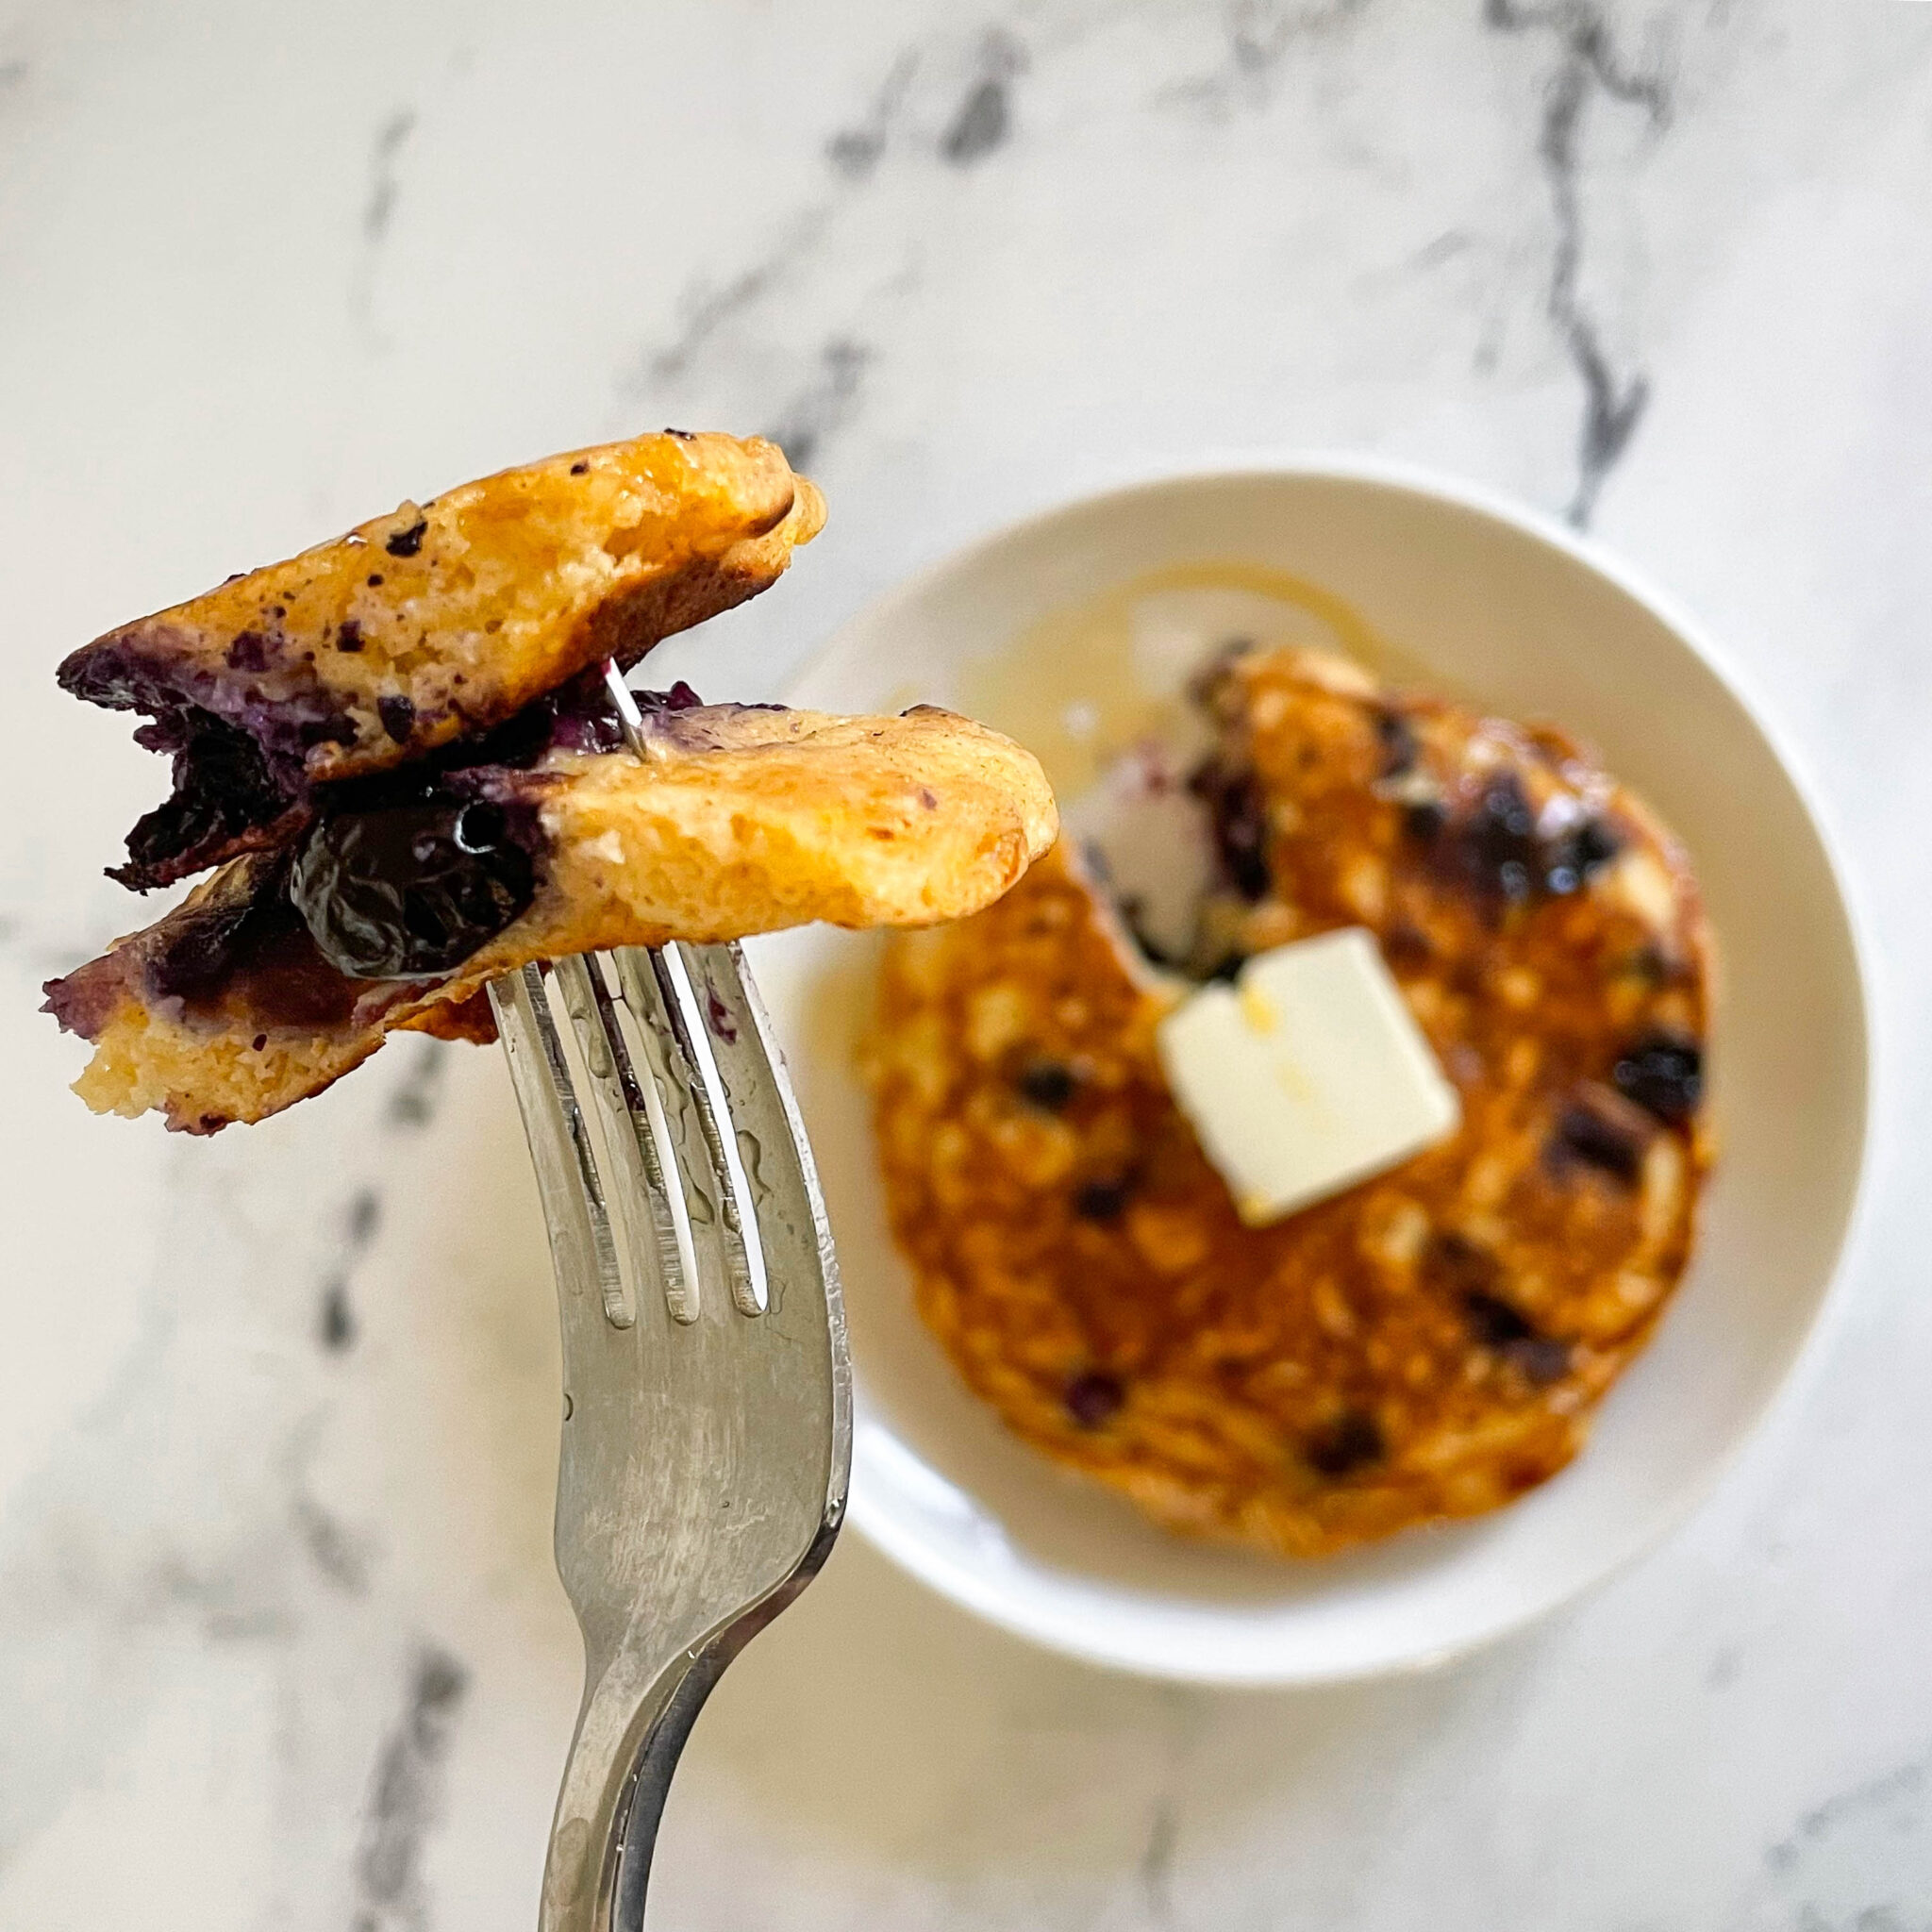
1156 927 1460 1224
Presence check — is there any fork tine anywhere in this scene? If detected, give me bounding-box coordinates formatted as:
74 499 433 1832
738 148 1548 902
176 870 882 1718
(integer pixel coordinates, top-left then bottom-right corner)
661 942 770 1314
513 961 631 1324
556 953 700 1326
587 957 706 1326
545 958 641 1331
675 942 843 1346
622 946 769 1316
491 965 626 1324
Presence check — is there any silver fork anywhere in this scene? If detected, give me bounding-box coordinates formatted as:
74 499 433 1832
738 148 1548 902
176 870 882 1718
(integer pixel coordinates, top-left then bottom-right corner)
489 928 850 1931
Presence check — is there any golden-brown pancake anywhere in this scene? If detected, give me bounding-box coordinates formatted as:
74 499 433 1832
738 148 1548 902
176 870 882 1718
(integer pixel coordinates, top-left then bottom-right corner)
863 647 1711 1557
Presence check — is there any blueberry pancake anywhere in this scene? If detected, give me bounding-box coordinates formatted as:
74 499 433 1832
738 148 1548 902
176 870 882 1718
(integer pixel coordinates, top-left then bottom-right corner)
49 689 1056 1134
59 431 823 889
862 647 1712 1557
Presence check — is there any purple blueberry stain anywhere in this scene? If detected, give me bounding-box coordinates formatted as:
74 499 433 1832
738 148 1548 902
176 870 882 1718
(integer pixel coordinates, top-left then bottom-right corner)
1508 1337 1573 1386
1374 708 1420 779
638 680 705 713
225 630 273 673
1549 1090 1649 1185
290 791 537 979
1064 1371 1125 1428
376 693 417 743
1613 1032 1703 1125
1074 1175 1132 1223
1463 1290 1573 1384
1461 773 1539 903
1463 1289 1534 1346
110 710 298 890
1189 761 1272 900
1402 798 1448 844
1305 1408 1384 1478
1543 815 1622 894
1016 1058 1076 1111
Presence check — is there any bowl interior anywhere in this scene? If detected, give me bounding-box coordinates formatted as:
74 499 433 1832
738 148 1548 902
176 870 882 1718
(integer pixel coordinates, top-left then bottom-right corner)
747 464 1870 1684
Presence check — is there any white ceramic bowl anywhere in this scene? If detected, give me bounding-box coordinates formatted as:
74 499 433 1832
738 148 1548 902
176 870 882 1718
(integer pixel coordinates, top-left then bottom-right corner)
747 458 1873 1685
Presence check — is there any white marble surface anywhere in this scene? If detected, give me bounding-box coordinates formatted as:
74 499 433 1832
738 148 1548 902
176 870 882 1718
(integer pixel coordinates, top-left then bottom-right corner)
4 1 1932 1925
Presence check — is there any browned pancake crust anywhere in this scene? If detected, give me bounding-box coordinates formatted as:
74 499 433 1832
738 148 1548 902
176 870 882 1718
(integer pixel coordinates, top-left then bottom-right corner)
863 649 1712 1557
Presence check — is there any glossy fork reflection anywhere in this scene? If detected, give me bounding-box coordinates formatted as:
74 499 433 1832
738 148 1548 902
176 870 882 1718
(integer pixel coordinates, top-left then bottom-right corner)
490 940 850 1932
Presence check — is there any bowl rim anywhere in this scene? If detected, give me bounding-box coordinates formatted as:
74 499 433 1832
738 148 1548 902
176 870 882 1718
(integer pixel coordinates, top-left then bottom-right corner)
790 450 1880 1685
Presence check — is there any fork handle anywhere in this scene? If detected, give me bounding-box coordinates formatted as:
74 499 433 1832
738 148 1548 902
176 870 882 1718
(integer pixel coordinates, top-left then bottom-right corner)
541 1533 839 1932
540 1642 716 1932
606 1649 736 1932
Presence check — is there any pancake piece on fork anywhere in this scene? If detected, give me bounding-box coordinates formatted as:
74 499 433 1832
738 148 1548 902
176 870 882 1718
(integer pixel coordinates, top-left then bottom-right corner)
44 437 1058 1132
59 430 825 889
